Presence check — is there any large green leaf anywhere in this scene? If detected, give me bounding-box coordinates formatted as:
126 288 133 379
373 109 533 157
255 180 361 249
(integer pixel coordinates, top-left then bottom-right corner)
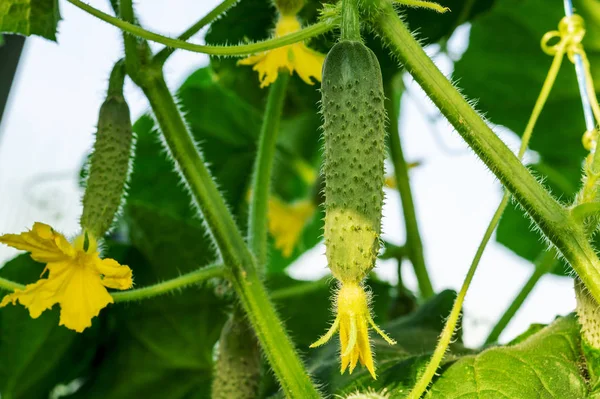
0 255 98 399
426 315 588 398
0 0 60 41
453 0 600 275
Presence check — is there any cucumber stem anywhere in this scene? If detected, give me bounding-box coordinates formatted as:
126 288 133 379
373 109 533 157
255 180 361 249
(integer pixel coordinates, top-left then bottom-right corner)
341 0 362 41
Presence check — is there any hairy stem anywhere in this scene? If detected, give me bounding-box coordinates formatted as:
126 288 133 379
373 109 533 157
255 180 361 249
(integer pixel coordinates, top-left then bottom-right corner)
374 1 600 305
341 0 361 41
153 0 240 66
384 80 434 298
249 73 289 269
485 250 557 344
138 70 320 399
119 0 140 75
67 0 334 57
112 264 225 302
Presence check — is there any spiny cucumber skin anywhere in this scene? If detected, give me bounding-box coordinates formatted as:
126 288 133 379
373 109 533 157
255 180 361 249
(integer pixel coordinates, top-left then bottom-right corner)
322 41 386 284
81 95 133 238
211 316 261 399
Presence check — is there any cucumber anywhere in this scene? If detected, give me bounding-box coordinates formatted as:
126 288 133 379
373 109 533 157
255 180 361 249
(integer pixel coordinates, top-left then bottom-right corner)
80 87 133 238
322 40 386 284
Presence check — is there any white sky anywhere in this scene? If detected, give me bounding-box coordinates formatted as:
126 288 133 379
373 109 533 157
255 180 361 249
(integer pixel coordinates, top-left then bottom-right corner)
0 0 576 347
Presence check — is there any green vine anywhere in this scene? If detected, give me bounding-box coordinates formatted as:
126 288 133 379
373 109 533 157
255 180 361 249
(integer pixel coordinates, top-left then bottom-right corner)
67 0 336 57
248 72 290 269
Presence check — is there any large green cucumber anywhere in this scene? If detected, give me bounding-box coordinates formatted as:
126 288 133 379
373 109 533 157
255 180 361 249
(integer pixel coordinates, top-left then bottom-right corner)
322 40 387 283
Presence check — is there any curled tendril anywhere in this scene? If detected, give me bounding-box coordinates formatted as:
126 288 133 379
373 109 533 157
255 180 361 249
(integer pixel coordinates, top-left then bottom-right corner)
541 14 600 153
541 15 585 61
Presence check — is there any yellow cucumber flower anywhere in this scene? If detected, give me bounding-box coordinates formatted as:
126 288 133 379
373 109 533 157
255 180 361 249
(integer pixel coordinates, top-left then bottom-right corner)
268 197 316 257
310 282 396 379
0 222 133 332
238 14 325 88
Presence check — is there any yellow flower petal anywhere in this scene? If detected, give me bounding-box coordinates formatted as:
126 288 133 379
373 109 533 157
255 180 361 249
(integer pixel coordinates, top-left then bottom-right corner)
268 197 316 257
55 261 114 332
94 257 133 290
310 282 395 379
0 222 75 263
0 224 133 332
237 14 324 87
290 43 325 85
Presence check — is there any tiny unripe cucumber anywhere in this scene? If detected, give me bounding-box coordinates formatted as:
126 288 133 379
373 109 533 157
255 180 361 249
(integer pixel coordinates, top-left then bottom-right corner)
322 41 386 283
81 94 133 238
212 316 261 399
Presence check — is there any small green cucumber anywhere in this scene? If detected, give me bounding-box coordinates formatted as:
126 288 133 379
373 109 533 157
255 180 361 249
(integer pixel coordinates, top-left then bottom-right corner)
211 315 261 399
81 82 133 238
322 40 387 284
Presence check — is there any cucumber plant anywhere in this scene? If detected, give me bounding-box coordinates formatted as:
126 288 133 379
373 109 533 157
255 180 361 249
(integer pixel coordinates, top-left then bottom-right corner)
1 0 600 398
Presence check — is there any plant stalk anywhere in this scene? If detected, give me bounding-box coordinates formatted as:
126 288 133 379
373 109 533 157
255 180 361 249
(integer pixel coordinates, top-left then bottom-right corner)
112 264 225 303
249 72 289 270
384 80 434 298
341 0 361 41
67 0 334 57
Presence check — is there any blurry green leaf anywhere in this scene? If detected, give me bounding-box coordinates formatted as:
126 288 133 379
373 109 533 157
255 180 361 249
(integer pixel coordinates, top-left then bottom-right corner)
426 315 587 398
453 0 600 275
0 0 60 41
0 255 98 399
125 201 217 277
308 290 469 397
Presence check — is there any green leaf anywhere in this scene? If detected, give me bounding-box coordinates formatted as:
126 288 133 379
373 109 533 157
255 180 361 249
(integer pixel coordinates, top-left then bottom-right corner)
453 0 600 275
0 255 98 399
426 315 588 398
0 0 60 41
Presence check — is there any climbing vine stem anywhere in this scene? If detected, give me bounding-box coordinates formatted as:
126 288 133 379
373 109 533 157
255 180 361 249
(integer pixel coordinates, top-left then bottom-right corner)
112 264 226 302
67 0 335 57
249 73 289 270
